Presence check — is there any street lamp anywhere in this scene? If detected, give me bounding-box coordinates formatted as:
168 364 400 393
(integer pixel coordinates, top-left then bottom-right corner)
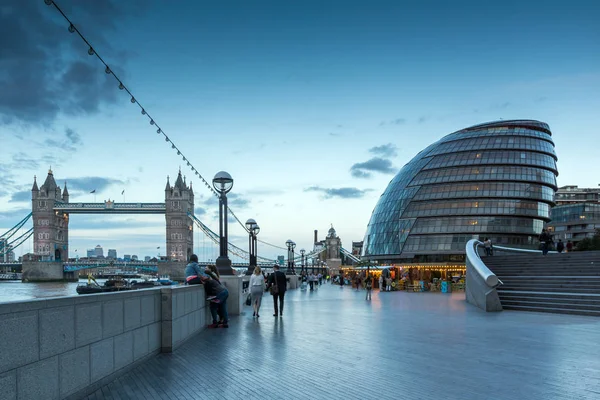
300 249 305 275
213 171 234 276
285 239 296 275
245 218 260 275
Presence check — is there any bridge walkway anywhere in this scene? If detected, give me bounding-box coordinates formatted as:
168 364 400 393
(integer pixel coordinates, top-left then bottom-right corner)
86 284 600 400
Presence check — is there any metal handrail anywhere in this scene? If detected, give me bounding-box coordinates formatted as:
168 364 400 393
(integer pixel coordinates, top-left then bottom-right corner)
466 239 500 287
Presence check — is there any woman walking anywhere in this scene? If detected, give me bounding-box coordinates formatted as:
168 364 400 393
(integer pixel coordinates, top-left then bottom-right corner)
250 266 266 317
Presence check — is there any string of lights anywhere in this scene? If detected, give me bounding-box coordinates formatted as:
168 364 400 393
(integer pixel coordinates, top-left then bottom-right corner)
42 0 295 247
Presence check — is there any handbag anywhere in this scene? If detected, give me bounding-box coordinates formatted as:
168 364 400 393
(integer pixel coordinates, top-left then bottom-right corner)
269 272 279 295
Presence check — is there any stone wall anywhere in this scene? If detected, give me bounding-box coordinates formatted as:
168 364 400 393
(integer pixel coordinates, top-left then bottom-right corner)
22 261 78 282
0 284 207 400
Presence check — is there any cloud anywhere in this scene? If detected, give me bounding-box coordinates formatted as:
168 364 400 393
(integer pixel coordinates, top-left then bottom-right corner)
194 207 207 216
369 143 398 158
65 128 82 145
418 116 429 123
9 190 30 203
65 176 125 194
379 118 406 126
228 193 250 208
0 207 31 222
0 1 139 126
349 157 396 178
304 186 373 199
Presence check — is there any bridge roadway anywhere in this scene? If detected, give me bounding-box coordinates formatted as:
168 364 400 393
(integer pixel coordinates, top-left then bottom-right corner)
86 284 600 400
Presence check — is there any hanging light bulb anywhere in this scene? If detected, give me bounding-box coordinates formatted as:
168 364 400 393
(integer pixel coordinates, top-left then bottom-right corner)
68 24 75 33
44 0 53 5
177 151 181 156
157 128 161 134
187 162 190 166
130 96 136 103
171 144 175 149
141 109 146 115
150 119 155 125
88 47 95 55
118 82 124 90
165 137 170 142
105 66 111 74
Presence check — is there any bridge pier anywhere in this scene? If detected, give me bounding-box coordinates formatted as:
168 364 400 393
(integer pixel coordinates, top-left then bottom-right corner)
21 261 79 282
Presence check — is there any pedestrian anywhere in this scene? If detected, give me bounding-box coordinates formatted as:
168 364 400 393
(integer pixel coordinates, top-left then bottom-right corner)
539 229 552 256
556 239 565 253
308 272 315 291
185 255 229 328
365 274 373 300
483 237 492 256
385 276 392 292
566 240 574 252
379 275 384 292
267 264 287 317
250 266 266 318
355 275 361 291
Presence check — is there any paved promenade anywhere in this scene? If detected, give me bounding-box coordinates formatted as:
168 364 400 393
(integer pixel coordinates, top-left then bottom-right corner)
87 283 600 400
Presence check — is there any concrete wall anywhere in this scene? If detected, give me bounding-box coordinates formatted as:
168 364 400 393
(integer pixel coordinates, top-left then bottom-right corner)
0 284 207 400
22 261 78 282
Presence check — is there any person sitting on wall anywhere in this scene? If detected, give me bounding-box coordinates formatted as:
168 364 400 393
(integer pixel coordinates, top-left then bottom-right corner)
185 254 229 328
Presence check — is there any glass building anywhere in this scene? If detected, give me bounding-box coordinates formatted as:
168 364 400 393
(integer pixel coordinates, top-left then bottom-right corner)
362 120 558 263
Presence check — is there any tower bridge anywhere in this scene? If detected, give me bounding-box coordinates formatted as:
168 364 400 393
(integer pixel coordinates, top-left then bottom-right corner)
31 168 194 264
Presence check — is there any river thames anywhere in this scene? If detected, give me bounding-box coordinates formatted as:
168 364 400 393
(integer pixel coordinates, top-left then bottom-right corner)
0 279 91 303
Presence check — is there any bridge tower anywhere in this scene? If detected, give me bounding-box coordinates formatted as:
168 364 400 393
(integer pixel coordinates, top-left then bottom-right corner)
165 170 194 262
31 169 69 261
325 225 342 272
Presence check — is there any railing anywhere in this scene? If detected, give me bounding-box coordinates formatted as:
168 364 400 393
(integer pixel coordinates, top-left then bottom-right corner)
465 239 503 312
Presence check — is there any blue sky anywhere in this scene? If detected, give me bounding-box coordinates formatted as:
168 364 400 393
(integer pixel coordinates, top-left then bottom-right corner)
1 0 599 260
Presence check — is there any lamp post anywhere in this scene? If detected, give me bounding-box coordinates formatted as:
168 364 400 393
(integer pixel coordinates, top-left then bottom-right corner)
300 249 305 275
213 171 234 276
285 239 296 275
245 218 260 275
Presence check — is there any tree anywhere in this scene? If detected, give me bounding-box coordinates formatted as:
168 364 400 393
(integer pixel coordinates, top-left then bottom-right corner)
575 229 600 251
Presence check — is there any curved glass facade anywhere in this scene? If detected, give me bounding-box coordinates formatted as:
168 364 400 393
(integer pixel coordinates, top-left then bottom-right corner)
362 120 558 262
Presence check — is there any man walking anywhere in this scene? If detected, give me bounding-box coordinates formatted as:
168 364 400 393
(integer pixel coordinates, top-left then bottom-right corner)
539 229 552 256
267 264 287 317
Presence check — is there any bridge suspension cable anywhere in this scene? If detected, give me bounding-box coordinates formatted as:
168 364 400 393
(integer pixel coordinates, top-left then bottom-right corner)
43 0 296 251
187 213 277 263
0 213 32 242
0 228 34 256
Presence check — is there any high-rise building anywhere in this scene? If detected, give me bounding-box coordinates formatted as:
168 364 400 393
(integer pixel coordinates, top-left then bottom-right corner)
86 249 95 258
547 186 600 246
94 245 104 258
144 256 151 262
107 249 117 259
362 120 558 263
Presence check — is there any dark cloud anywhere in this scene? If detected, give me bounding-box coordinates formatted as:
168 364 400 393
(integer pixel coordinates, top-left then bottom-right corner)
0 207 31 222
44 128 83 151
9 190 30 203
65 176 125 194
65 128 81 145
369 143 398 158
304 186 373 199
228 193 250 208
0 1 140 126
350 157 396 179
194 207 207 216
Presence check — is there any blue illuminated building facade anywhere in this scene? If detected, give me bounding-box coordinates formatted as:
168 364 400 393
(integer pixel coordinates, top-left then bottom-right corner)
362 120 558 263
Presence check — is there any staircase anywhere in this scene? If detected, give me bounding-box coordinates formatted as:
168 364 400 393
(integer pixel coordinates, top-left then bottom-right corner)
482 251 600 316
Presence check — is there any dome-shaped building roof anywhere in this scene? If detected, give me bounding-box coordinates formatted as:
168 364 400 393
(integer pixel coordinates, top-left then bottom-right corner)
362 120 558 262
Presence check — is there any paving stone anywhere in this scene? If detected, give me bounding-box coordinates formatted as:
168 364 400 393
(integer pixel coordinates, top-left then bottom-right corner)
86 284 600 400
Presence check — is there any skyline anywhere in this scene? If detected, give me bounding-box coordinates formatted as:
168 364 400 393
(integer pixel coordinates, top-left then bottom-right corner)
1 0 599 260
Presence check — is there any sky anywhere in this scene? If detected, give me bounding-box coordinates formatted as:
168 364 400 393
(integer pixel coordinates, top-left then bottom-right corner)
1 0 599 261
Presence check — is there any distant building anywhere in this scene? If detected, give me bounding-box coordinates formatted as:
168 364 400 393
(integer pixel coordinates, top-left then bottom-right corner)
107 249 117 259
0 238 13 263
86 249 95 258
131 255 138 261
548 186 600 246
352 241 363 257
554 185 600 205
94 245 104 258
144 256 151 262
123 254 131 262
